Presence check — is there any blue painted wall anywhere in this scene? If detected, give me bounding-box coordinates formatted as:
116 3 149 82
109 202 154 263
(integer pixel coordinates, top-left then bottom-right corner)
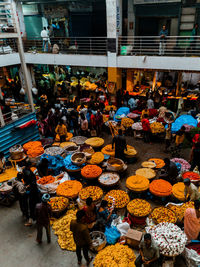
0 113 40 158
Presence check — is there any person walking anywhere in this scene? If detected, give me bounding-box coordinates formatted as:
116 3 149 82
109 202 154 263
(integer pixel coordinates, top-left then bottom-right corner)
70 210 93 266
164 123 172 152
35 193 52 244
112 129 127 160
41 27 48 52
159 25 168 56
23 161 39 226
12 172 27 219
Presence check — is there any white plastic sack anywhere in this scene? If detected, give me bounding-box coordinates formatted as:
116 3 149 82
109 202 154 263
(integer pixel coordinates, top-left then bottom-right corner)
111 216 122 227
183 247 200 267
117 222 130 236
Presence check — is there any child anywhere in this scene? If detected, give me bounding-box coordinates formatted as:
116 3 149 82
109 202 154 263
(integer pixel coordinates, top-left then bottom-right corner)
165 123 171 152
55 119 67 142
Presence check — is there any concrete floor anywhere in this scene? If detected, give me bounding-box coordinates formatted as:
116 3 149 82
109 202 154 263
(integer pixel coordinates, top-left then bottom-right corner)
0 134 189 267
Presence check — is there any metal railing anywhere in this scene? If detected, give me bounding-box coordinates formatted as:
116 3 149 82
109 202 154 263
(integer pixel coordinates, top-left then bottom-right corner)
0 38 18 54
23 37 108 55
0 104 33 128
118 36 200 57
0 2 17 34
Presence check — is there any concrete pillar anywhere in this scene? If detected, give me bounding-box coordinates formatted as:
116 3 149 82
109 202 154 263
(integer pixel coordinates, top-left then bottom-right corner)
13 1 34 112
106 0 122 90
16 1 26 38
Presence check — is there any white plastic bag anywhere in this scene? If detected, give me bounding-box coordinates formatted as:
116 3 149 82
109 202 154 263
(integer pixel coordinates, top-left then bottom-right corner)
183 248 200 267
117 222 130 236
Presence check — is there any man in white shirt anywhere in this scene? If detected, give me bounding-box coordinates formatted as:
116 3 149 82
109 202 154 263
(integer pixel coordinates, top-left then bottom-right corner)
147 98 154 109
41 27 48 52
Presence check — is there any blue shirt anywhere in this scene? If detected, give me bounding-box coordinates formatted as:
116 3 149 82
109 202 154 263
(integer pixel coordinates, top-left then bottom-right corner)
159 29 168 39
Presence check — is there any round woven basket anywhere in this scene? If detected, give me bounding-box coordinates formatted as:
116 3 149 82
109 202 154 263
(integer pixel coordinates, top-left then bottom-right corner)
65 145 79 155
98 172 120 187
9 144 24 160
50 196 69 216
107 158 124 171
90 231 106 252
71 152 86 166
70 136 87 146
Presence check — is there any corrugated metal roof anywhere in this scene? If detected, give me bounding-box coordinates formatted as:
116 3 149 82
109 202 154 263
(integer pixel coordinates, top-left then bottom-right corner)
0 112 40 158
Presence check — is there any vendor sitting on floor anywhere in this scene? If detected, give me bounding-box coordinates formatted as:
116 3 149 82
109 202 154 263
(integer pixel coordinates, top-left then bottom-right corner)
184 199 200 242
55 119 67 142
0 152 6 174
82 197 97 229
184 178 200 201
98 200 117 227
37 158 50 177
135 233 160 267
160 158 178 184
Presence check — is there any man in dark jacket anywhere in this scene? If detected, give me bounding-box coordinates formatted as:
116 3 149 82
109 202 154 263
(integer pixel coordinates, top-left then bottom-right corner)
160 158 178 184
35 193 52 244
70 210 93 266
112 129 127 160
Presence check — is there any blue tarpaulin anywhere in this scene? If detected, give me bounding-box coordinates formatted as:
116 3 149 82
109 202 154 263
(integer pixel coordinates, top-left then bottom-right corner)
114 107 130 122
166 115 198 133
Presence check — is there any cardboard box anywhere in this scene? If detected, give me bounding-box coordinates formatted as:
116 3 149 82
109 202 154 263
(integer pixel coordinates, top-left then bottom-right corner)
125 229 143 249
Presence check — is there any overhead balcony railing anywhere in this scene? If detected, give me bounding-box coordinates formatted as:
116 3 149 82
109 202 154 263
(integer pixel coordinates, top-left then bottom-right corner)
0 38 18 54
118 36 200 57
23 37 108 55
0 2 17 34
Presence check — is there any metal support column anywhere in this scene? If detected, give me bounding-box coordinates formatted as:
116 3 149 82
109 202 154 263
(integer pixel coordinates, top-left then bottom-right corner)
12 1 34 112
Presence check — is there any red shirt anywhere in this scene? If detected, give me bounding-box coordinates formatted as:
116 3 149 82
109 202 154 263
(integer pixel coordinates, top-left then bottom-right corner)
90 114 96 127
142 118 151 131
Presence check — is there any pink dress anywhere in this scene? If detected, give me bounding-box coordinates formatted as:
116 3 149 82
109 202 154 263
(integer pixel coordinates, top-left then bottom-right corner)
184 208 200 241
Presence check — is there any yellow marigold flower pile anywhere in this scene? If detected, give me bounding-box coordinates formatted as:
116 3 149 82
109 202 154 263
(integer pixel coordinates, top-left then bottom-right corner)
151 207 176 224
105 105 117 112
60 142 76 148
135 168 156 179
121 117 134 128
79 186 103 202
150 122 165 134
127 199 151 217
102 144 137 157
85 137 104 148
172 182 186 201
148 158 165 168
52 209 77 251
101 144 115 156
56 180 82 198
126 175 149 192
49 197 69 211
90 152 104 164
141 161 156 168
124 145 137 157
167 201 194 221
104 190 130 209
93 243 136 267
